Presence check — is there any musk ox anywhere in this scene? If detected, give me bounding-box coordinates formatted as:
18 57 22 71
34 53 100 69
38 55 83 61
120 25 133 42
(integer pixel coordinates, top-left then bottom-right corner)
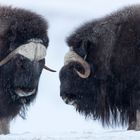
60 5 140 130
0 6 55 134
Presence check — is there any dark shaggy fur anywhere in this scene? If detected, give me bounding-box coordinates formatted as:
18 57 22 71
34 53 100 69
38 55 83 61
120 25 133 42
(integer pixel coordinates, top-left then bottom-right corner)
60 5 140 127
0 6 48 120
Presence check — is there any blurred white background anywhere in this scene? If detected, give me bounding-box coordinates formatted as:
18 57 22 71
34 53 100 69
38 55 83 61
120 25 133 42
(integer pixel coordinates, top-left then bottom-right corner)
0 0 140 134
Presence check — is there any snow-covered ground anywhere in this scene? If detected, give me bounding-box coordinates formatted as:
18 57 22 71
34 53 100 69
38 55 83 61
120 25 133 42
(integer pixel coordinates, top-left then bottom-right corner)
0 0 140 139
1 130 140 140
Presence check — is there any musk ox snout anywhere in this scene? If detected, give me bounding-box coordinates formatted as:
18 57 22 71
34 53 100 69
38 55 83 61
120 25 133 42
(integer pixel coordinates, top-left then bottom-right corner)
59 65 89 105
13 56 43 96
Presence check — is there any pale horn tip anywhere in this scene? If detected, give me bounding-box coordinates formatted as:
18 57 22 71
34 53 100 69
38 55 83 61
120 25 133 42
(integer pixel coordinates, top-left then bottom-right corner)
44 65 56 72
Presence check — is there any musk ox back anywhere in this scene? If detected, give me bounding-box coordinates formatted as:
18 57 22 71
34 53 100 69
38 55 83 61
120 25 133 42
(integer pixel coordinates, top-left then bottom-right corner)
0 6 52 134
60 5 140 130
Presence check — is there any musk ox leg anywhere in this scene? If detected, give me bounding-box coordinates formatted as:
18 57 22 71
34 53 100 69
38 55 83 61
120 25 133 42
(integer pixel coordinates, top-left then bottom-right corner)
128 110 140 131
0 119 10 134
135 110 140 131
128 121 136 130
128 111 136 130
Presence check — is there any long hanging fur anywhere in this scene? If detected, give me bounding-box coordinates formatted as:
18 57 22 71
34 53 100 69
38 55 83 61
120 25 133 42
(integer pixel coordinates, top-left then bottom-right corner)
60 5 140 127
0 6 48 120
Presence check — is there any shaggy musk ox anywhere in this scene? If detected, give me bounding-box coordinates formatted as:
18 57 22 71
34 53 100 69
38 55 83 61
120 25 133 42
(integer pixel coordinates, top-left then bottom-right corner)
0 6 55 134
60 5 140 130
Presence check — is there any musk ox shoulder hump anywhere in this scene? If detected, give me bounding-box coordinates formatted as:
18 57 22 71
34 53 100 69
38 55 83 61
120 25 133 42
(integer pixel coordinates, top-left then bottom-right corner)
67 5 140 47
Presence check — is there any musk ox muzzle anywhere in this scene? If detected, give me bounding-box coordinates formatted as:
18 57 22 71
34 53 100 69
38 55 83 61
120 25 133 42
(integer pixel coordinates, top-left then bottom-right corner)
64 47 91 78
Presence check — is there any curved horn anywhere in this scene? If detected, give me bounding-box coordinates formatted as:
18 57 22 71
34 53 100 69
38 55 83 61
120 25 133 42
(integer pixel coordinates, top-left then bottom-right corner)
44 65 56 72
64 49 91 78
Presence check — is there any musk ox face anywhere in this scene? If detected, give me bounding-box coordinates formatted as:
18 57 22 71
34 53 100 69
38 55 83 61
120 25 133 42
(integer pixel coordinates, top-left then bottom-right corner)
0 6 49 119
60 5 140 126
60 39 102 118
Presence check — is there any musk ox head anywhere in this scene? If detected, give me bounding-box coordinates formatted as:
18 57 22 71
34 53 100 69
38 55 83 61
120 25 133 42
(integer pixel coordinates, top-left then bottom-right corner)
0 6 52 120
60 5 140 127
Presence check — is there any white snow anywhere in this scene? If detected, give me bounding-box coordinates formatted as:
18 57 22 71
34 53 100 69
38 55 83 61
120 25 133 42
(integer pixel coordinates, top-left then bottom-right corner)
0 0 140 139
1 130 140 140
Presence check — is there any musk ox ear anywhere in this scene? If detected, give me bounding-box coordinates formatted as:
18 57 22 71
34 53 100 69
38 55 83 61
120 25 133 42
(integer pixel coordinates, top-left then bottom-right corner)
82 40 95 53
0 19 11 53
7 21 18 51
0 19 10 38
73 40 95 60
8 21 17 41
0 19 18 51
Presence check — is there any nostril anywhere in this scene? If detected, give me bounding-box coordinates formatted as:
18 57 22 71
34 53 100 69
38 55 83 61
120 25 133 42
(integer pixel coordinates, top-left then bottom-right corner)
66 94 77 100
61 92 77 100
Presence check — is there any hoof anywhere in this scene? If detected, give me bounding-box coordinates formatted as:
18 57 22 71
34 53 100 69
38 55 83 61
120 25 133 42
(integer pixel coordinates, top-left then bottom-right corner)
127 121 136 130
